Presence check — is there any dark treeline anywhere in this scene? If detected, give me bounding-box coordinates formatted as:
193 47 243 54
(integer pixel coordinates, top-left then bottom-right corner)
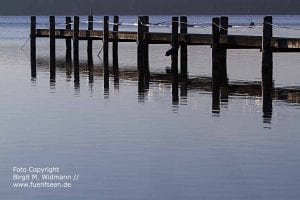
0 0 299 15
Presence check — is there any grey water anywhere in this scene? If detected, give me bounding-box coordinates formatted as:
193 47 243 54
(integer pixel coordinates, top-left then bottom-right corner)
0 16 300 200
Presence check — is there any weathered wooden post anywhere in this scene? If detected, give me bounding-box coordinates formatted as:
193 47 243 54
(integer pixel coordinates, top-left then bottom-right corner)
65 17 72 62
211 17 221 109
103 16 109 89
137 16 145 92
212 17 220 84
113 16 119 71
262 16 273 93
143 16 150 82
49 16 56 82
171 16 179 98
219 16 228 84
137 16 145 76
219 16 229 104
262 16 273 121
87 15 94 66
112 16 119 89
180 16 188 80
73 16 80 83
30 16 36 78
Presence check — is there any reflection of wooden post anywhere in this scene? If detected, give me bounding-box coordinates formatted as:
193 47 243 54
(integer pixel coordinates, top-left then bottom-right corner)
263 90 272 123
49 16 56 81
113 16 119 71
262 16 273 122
180 16 188 80
65 17 72 62
88 65 94 84
212 86 220 115
87 15 93 66
65 17 72 79
73 16 80 83
171 17 179 98
30 16 36 78
103 16 109 89
220 16 228 84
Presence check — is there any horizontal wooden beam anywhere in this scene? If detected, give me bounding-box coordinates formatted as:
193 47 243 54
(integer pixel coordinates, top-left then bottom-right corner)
36 29 137 41
220 35 261 48
35 29 300 50
145 33 212 45
273 38 300 50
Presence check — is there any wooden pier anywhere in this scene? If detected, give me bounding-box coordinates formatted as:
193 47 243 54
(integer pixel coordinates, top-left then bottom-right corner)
30 15 300 121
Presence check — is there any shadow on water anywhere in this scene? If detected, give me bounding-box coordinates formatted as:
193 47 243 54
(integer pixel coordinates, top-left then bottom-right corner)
34 57 300 124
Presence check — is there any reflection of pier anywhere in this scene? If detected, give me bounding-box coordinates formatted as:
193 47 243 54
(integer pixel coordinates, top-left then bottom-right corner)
30 15 300 124
35 57 300 123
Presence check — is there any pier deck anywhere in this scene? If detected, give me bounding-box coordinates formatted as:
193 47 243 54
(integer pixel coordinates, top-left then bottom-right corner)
35 29 300 51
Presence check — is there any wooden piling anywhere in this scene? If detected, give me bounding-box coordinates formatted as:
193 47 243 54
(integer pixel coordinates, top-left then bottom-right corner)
87 15 93 66
113 16 119 71
49 16 56 81
137 16 145 75
30 16 36 78
137 16 145 91
262 16 273 91
212 18 223 113
143 16 150 79
103 16 109 89
73 16 80 83
219 16 228 84
65 17 72 62
262 16 273 120
180 16 188 80
212 17 220 84
171 17 179 97
112 16 119 88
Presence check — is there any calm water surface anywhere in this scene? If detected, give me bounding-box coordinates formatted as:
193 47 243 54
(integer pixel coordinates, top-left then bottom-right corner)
0 16 300 200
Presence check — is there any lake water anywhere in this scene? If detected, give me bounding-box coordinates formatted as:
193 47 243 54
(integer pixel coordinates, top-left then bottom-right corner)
0 16 300 200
